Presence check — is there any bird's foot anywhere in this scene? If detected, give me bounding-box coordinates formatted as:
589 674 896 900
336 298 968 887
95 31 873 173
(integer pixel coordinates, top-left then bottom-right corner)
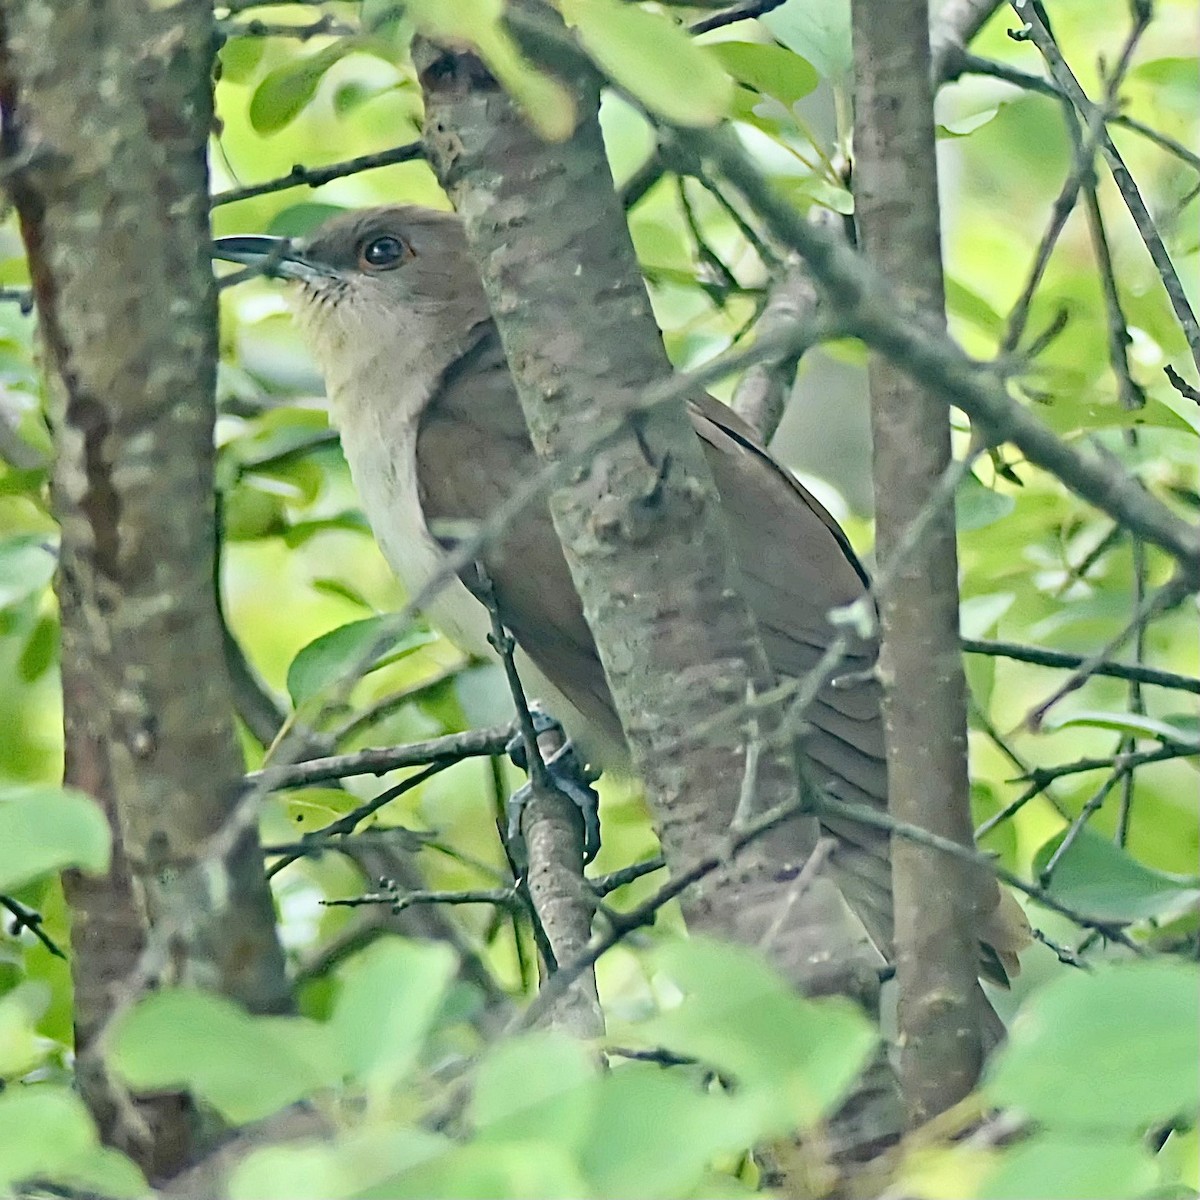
505 708 601 866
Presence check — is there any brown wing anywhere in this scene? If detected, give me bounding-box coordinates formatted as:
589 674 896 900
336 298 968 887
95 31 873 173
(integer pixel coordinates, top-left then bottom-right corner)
415 325 625 752
688 394 895 955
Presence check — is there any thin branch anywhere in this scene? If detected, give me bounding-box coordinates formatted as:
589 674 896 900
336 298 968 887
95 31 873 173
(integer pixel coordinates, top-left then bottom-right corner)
689 0 787 36
730 262 819 442
522 758 1148 1034
999 149 1087 356
674 127 1200 583
325 885 517 912
1 894 66 959
590 855 667 897
220 14 353 39
813 794 1143 949
962 637 1200 694
1024 573 1190 729
1005 740 1197 797
948 51 1200 173
0 286 33 313
210 141 425 208
217 0 329 11
265 762 447 879
332 664 471 746
1165 364 1200 404
1010 0 1200 373
245 723 514 789
1053 522 1125 597
968 697 1072 824
1037 767 1128 886
476 568 603 1038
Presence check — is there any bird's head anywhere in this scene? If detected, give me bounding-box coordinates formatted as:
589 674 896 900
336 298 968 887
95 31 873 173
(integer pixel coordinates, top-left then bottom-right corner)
214 205 491 398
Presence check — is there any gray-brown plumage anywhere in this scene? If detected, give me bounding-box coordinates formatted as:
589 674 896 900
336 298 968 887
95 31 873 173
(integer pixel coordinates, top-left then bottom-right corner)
214 205 1028 986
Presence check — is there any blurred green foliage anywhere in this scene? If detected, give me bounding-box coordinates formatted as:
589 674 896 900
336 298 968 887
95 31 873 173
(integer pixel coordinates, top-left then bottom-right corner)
0 0 1197 1194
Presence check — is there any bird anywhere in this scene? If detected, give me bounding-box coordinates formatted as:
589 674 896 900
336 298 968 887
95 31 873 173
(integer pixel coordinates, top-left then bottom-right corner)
214 204 1029 991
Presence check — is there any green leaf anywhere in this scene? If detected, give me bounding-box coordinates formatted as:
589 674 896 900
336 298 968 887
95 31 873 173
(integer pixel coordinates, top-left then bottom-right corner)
223 481 288 541
406 0 576 140
330 937 458 1092
762 0 852 80
286 616 436 706
0 1087 146 1196
17 615 58 682
386 1139 586 1200
956 472 1016 531
946 276 1005 337
282 510 373 548
1032 826 1200 922
310 577 375 610
470 1031 598 1145
563 0 733 127
979 1132 1159 1200
218 35 267 84
707 41 818 107
0 786 110 892
0 534 56 609
986 960 1200 1131
249 42 352 134
1044 709 1200 747
635 938 877 1131
0 982 50 1077
231 1128 451 1200
110 989 339 1125
580 1063 763 1197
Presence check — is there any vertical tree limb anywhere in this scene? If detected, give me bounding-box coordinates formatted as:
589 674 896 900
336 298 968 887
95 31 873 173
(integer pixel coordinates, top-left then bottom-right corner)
850 0 986 1122
0 0 289 1174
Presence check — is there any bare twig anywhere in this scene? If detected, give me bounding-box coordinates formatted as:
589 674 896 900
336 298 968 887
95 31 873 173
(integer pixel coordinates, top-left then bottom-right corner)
1 894 66 959
245 723 514 789
590 855 667 896
332 664 471 745
210 142 425 208
325 885 517 912
689 0 786 36
675 127 1200 583
220 14 353 39
731 262 820 442
813 794 1143 949
1165 365 1200 405
265 762 447 879
947 51 1200 173
1024 573 1191 729
475 568 603 1038
0 286 33 313
1010 0 1200 373
523 760 1147 1035
962 637 1199 694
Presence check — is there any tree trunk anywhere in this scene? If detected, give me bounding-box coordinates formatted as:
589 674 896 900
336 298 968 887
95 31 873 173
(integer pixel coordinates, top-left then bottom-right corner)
0 0 290 1175
851 0 986 1122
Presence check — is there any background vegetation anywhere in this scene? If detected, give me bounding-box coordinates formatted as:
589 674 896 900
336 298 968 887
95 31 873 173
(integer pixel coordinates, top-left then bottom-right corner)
0 0 1196 1195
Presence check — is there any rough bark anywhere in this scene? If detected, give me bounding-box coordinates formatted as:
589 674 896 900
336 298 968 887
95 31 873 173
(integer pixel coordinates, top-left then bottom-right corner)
851 0 986 1122
416 26 902 1164
0 0 289 1173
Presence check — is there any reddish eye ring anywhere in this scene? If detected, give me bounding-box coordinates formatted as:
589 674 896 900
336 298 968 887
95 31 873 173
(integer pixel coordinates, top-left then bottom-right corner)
359 234 407 270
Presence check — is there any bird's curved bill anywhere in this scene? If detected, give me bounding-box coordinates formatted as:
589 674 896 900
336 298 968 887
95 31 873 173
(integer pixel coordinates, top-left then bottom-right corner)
211 235 328 282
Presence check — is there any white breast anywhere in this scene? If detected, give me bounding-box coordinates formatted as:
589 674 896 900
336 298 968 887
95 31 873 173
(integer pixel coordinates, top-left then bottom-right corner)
329 376 495 660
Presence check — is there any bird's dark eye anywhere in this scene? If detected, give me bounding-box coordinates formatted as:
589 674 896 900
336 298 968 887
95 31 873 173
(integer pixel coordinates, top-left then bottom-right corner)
359 234 407 270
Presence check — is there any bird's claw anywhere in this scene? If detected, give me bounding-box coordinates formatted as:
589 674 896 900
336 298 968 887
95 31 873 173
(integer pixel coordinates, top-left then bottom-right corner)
505 712 601 866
